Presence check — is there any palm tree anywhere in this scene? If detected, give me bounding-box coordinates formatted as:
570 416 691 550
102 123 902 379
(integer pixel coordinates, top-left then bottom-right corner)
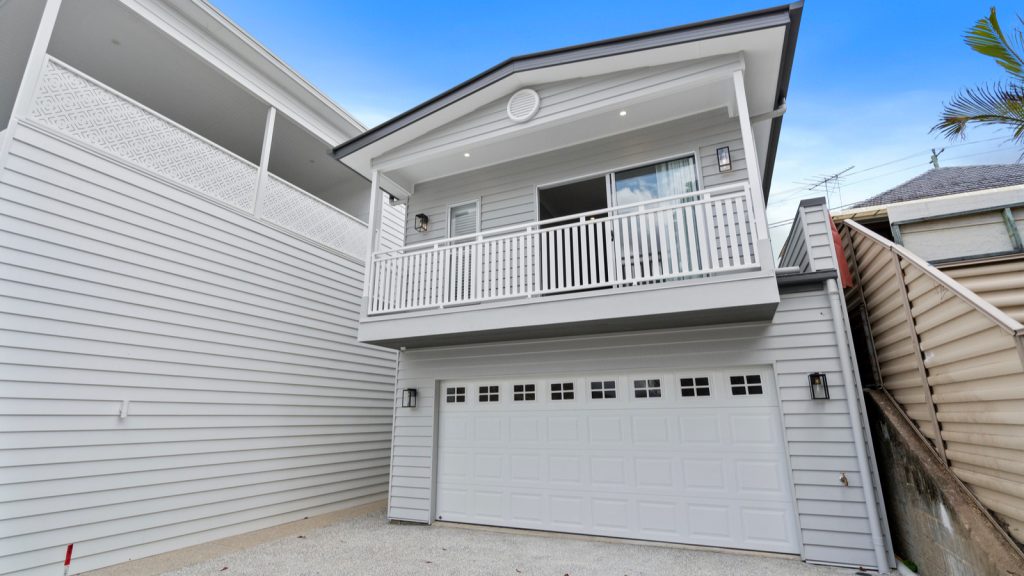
932 8 1024 145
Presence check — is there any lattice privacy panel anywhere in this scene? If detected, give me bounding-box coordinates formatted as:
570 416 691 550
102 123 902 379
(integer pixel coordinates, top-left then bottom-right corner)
30 59 259 213
261 174 368 258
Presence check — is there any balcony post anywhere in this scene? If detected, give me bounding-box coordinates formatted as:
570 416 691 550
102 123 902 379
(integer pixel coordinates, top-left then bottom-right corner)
0 0 63 172
253 106 277 217
732 68 773 271
361 169 382 314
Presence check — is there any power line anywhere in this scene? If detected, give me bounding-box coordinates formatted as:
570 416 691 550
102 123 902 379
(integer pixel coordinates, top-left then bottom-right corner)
771 136 1008 203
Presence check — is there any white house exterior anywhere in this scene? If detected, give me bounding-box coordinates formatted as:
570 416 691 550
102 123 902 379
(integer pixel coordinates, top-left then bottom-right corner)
334 3 892 572
0 1 403 574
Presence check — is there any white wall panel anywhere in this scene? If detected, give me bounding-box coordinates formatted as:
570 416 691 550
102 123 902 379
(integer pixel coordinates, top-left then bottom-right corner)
0 123 396 575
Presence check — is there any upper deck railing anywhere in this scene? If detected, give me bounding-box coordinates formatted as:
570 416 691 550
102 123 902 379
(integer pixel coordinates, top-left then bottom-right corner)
367 182 761 315
27 56 367 259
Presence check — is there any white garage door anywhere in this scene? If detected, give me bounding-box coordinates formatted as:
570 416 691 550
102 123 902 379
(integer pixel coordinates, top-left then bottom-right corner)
436 368 799 553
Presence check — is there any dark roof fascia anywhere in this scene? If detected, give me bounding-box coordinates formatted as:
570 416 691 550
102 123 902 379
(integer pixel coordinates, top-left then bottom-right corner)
332 1 804 186
760 2 802 200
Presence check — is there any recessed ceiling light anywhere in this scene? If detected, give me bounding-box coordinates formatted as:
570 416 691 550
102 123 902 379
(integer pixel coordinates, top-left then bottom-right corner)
619 110 628 117
463 152 471 158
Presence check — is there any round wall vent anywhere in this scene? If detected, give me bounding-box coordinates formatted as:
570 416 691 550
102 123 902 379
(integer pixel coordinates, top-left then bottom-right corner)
506 88 541 123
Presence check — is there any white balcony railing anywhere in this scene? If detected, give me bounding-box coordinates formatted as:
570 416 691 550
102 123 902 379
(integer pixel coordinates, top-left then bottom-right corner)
28 56 368 259
367 182 761 315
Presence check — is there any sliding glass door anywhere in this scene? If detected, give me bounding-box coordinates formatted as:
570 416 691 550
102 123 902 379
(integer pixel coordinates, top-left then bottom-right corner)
611 156 703 280
612 156 699 208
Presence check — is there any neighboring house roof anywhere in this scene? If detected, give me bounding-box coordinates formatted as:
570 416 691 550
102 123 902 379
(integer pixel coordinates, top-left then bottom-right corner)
851 164 1024 209
331 2 803 199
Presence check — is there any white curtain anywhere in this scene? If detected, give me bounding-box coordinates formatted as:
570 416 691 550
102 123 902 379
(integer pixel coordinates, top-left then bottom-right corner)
654 157 701 273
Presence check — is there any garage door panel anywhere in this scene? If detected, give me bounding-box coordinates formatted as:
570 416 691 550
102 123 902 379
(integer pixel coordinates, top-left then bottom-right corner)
436 368 798 554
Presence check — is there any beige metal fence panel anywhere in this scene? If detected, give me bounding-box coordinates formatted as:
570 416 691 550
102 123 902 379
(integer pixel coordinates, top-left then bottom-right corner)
841 220 1024 545
940 257 1024 323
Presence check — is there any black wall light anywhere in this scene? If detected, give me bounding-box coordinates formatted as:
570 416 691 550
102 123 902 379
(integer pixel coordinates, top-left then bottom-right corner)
809 372 830 399
717 146 732 172
401 388 418 408
414 213 429 233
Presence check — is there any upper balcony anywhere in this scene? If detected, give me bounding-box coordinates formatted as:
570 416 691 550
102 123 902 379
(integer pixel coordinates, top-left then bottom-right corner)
336 8 797 348
4 0 376 261
359 179 778 348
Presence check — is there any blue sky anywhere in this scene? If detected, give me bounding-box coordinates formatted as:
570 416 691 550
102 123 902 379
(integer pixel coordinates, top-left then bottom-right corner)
213 0 1022 246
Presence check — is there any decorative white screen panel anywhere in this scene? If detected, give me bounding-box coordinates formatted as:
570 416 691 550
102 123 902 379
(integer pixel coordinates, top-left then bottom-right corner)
30 58 259 213
261 173 368 258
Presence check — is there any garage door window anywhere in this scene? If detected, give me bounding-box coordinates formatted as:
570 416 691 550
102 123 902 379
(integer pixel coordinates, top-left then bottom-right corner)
445 387 466 403
479 385 500 402
551 382 574 400
633 378 662 398
513 384 536 401
590 380 616 399
729 374 764 395
680 377 711 397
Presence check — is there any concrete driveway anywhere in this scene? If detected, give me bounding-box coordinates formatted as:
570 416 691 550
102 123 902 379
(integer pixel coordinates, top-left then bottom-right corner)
154 509 859 576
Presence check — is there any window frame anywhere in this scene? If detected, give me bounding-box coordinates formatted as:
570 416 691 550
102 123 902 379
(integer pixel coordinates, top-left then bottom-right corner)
446 199 481 239
678 375 713 399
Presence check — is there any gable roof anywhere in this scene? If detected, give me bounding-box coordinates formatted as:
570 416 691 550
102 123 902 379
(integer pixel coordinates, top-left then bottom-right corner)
331 2 803 199
851 164 1024 209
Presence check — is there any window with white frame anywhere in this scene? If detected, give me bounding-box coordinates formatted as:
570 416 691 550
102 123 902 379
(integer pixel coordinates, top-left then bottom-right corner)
479 384 499 402
679 377 711 397
513 384 536 401
448 200 479 238
729 374 764 396
445 386 466 403
590 380 616 399
550 382 574 400
633 378 662 398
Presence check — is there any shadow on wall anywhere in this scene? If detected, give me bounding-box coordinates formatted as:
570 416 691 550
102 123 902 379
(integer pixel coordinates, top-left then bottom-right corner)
865 390 1024 576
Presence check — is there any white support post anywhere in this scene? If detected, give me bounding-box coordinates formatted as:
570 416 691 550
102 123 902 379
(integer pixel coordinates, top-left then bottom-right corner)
732 68 774 272
0 0 64 173
253 106 277 217
361 169 382 315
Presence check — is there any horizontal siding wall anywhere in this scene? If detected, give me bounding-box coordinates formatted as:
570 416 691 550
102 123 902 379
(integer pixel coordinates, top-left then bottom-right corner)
779 201 834 274
404 109 746 245
379 194 406 252
0 123 396 575
388 290 878 568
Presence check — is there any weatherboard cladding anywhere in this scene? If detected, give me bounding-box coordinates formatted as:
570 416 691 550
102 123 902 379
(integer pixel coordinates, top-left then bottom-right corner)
404 109 748 245
387 289 876 567
0 122 396 575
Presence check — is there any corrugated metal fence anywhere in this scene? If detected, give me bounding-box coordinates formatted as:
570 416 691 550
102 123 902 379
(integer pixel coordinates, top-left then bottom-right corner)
840 220 1024 545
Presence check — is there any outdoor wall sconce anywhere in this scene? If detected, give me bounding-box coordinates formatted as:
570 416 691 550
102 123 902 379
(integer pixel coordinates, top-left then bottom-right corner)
401 388 418 408
809 372 830 399
717 146 732 172
414 213 429 233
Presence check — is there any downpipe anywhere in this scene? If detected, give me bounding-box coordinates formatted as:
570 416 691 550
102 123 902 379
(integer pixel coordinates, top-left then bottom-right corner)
826 278 890 574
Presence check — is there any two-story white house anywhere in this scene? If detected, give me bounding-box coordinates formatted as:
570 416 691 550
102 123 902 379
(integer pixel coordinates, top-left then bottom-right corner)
333 2 893 572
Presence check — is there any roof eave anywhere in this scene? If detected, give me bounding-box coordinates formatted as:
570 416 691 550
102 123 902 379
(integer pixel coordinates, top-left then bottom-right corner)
331 1 804 189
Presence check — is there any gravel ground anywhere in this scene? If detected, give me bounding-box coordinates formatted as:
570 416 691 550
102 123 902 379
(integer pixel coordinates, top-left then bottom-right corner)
160 509 859 576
